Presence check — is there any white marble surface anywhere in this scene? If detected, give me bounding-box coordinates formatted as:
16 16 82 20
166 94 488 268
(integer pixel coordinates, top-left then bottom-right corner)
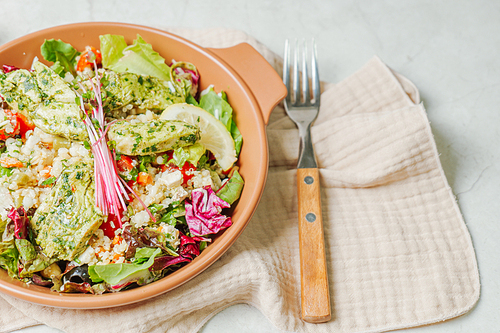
0 0 498 332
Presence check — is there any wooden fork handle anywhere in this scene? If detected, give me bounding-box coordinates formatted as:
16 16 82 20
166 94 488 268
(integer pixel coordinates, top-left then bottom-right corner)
297 168 331 323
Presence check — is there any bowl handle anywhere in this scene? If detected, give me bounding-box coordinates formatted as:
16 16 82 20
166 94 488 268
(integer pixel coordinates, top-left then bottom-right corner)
208 43 287 125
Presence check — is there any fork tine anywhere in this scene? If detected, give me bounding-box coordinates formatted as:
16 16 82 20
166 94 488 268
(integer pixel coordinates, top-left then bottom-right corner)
311 39 320 104
283 39 291 104
302 40 310 105
293 39 300 104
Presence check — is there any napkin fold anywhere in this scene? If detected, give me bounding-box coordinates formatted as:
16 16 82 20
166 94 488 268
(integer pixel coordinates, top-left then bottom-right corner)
0 28 479 333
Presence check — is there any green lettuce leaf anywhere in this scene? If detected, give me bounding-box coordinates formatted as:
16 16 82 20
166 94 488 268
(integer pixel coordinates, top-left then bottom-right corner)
199 89 232 131
19 254 56 278
198 88 242 155
155 202 186 227
0 244 18 278
216 170 244 204
134 247 159 263
147 203 163 214
88 247 160 285
171 143 206 168
230 121 243 156
49 62 65 77
158 211 177 226
100 34 171 82
185 142 206 165
186 94 199 106
88 265 103 283
0 219 18 278
15 238 36 261
40 39 80 77
171 147 190 168
99 34 127 69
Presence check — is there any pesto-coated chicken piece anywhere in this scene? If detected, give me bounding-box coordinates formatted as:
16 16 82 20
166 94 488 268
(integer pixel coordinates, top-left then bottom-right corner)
107 119 200 155
0 61 88 141
30 161 104 261
101 71 185 112
30 61 88 141
0 68 42 117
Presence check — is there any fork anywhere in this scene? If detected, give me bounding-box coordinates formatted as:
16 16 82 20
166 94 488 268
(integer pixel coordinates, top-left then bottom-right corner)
283 39 331 323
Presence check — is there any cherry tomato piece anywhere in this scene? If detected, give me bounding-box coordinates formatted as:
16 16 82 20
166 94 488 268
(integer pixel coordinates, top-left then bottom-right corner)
117 155 135 172
16 112 35 139
100 211 122 239
76 46 102 72
160 162 196 186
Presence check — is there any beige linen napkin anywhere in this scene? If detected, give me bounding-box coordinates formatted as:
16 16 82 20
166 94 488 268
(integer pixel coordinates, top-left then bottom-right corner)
0 28 479 333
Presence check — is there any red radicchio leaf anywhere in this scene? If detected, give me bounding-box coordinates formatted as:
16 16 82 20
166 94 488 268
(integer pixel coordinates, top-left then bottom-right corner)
138 228 170 251
150 255 191 272
109 281 133 291
122 225 140 259
179 234 200 259
180 233 210 260
7 207 28 239
122 225 172 259
180 240 198 259
150 233 210 271
183 68 199 85
2 65 20 73
185 186 232 236
172 66 199 86
31 274 53 287
62 261 79 276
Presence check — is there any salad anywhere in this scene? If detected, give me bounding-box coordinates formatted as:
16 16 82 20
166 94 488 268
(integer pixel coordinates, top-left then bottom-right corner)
0 34 244 294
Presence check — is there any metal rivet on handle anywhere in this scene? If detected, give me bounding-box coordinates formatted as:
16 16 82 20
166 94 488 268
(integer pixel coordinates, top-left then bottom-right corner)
304 176 314 185
305 213 316 222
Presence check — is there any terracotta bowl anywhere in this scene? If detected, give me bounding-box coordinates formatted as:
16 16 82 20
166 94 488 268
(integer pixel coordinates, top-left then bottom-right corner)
0 22 286 308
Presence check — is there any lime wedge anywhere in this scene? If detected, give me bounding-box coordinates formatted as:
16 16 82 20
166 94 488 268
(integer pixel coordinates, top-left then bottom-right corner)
160 103 237 171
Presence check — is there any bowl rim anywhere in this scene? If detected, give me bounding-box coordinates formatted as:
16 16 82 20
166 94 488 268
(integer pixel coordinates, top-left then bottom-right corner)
0 22 269 308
